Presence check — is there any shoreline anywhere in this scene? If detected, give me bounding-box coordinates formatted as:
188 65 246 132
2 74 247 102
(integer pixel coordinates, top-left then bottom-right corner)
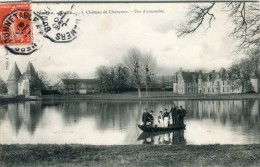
1 144 260 167
41 93 260 101
0 92 260 103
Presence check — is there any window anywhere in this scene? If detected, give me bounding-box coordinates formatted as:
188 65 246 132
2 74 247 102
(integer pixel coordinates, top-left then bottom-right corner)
227 87 229 92
227 81 230 85
212 88 214 93
208 88 210 92
223 87 225 92
223 81 225 85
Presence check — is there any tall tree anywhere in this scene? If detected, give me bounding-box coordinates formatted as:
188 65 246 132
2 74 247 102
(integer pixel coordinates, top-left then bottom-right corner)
38 71 50 88
230 58 253 92
95 66 111 93
177 2 259 53
246 47 260 77
114 64 130 92
143 51 156 96
124 48 143 98
124 48 157 98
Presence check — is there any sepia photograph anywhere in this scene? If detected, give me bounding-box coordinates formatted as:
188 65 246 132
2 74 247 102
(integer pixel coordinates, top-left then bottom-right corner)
0 0 259 166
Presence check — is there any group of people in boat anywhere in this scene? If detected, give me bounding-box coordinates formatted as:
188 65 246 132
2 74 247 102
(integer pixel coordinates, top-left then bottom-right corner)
142 104 187 127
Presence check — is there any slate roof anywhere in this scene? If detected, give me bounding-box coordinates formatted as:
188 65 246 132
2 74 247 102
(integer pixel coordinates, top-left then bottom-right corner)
7 62 21 81
61 79 98 85
18 62 40 82
180 67 230 82
181 72 199 82
25 62 39 79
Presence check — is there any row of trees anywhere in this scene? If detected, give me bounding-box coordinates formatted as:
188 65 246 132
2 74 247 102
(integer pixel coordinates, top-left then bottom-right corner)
96 47 157 97
230 48 260 93
96 64 131 93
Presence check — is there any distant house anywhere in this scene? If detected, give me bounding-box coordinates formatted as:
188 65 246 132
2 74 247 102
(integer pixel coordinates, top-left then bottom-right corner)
7 62 45 97
173 67 259 94
59 79 100 94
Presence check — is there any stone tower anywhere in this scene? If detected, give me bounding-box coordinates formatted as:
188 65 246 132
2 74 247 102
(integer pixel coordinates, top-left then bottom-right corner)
7 62 21 95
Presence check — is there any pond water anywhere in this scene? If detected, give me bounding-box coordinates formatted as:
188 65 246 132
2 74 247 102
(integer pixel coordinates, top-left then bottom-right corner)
0 99 259 145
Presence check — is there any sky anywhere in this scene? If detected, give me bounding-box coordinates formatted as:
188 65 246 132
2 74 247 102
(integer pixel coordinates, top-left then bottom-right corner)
0 2 247 83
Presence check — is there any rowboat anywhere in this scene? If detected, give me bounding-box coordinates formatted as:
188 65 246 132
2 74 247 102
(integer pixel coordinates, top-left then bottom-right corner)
137 124 186 132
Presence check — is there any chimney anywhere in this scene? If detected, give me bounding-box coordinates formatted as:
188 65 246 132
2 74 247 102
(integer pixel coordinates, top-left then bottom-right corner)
212 70 215 73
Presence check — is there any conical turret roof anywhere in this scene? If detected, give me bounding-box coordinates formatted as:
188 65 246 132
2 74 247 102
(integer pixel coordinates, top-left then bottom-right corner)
7 62 22 81
25 62 38 78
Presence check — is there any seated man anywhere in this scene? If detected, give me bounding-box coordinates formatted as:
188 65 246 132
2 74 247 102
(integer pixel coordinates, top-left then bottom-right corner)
147 110 154 126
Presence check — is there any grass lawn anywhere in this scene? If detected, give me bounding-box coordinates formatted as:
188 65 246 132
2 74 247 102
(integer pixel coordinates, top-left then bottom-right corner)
1 144 260 167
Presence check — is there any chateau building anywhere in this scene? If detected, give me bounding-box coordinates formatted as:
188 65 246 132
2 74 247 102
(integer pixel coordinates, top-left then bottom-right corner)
7 62 45 96
173 68 259 94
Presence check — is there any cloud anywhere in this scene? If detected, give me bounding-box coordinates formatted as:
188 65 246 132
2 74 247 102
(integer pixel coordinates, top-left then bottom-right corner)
1 3 243 83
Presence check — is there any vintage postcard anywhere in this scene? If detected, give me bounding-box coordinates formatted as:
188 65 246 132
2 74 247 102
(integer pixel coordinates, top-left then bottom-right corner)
0 0 259 167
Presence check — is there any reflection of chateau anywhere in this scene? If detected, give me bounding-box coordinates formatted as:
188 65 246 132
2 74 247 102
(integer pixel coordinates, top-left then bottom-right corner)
0 100 259 144
0 102 43 135
173 68 259 94
7 62 45 96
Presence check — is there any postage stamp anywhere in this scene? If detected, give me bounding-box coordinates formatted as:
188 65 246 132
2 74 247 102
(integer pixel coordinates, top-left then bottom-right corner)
35 4 81 43
0 2 32 45
5 12 45 55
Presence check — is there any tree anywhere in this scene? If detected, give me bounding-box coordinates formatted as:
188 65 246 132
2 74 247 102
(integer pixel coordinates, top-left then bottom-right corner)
0 77 7 94
230 58 253 92
38 71 50 88
114 64 130 92
177 2 259 53
58 72 79 79
246 47 260 77
95 66 111 93
143 51 156 97
124 47 157 98
124 48 143 98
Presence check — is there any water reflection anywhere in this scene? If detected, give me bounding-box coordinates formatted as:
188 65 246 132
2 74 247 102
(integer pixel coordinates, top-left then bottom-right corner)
138 129 186 145
0 102 43 135
0 99 259 144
